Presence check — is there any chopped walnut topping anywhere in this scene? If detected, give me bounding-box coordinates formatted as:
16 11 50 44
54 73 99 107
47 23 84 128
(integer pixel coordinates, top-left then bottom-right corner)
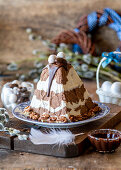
42 113 50 119
29 112 39 120
93 106 100 112
69 115 75 122
38 116 41 122
32 115 39 120
24 106 31 112
50 117 57 121
59 116 68 123
24 100 101 123
76 115 83 121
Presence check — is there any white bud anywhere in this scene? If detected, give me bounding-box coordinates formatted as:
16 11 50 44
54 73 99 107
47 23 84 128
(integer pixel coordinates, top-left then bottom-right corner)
22 134 28 140
18 134 28 140
32 49 40 55
57 52 65 58
59 43 67 49
13 129 20 134
26 28 32 33
48 55 56 64
83 54 91 64
80 64 88 72
83 71 94 78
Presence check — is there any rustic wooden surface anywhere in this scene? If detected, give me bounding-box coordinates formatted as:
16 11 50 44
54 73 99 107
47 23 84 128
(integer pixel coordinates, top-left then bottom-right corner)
0 80 121 169
3 102 119 158
0 0 121 169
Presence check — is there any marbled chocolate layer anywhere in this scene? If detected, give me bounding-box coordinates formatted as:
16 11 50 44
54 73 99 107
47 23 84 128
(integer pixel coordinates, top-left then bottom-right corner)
30 61 98 122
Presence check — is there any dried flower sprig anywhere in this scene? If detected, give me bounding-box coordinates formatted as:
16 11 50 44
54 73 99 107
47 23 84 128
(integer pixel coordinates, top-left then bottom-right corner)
1 28 121 82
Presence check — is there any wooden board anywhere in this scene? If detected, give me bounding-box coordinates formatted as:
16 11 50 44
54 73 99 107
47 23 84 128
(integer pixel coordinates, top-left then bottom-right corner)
0 103 120 158
0 132 13 150
0 80 121 157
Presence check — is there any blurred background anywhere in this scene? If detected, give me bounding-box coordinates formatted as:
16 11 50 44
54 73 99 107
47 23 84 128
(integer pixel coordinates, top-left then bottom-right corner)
0 0 121 82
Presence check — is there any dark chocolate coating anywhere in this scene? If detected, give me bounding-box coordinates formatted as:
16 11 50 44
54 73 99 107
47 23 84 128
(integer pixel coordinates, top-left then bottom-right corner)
47 58 68 97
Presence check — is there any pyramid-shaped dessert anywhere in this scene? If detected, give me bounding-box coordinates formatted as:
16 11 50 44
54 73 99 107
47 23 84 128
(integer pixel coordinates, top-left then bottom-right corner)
24 52 101 123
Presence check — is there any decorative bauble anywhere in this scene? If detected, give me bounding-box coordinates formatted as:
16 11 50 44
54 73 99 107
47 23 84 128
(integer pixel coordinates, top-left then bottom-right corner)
9 94 17 104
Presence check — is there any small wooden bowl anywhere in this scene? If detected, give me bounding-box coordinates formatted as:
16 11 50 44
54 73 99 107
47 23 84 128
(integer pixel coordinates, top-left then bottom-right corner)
88 129 121 153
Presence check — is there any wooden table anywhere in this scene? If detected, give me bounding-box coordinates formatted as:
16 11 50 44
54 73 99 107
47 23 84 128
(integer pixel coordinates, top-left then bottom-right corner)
0 80 121 169
0 0 121 169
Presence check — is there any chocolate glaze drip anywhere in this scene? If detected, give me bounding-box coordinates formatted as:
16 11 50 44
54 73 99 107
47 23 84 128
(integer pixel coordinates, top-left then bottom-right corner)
47 58 67 97
55 58 68 70
47 65 59 97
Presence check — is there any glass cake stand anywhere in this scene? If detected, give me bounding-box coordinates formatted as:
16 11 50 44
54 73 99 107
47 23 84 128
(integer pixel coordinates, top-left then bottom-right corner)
12 101 110 128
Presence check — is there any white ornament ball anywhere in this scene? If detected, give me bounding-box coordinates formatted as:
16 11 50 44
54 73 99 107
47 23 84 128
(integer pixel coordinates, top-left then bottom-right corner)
111 82 121 95
9 94 17 104
57 52 65 58
3 87 13 105
21 82 28 88
13 87 19 95
12 80 20 85
4 88 13 96
48 55 56 64
1 90 4 103
3 95 10 106
101 81 112 92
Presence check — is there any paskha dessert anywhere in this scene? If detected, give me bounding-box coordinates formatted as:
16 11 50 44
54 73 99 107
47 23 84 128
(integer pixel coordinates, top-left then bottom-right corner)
24 52 101 123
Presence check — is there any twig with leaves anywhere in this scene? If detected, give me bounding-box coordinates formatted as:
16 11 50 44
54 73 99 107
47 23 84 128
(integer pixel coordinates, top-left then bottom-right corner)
0 108 28 140
1 28 121 82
